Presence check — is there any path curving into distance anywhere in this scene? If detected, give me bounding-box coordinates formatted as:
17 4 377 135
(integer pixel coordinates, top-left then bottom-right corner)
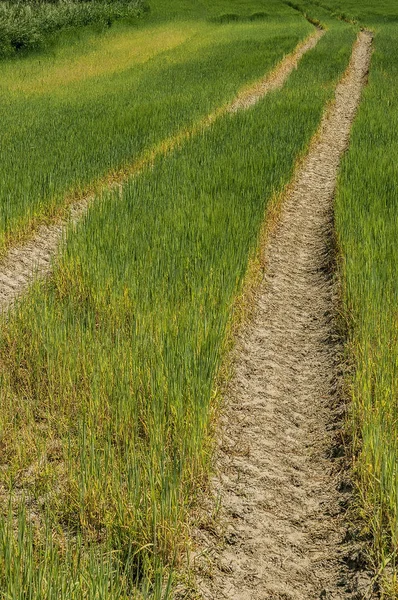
228 27 323 112
197 31 373 600
0 29 323 312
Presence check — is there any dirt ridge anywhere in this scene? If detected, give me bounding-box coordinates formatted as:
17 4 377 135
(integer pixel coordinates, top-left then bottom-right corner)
0 29 323 312
193 30 374 600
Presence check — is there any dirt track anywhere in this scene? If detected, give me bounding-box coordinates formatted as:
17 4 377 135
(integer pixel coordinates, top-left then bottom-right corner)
195 31 373 600
0 25 374 599
229 28 323 112
0 30 323 312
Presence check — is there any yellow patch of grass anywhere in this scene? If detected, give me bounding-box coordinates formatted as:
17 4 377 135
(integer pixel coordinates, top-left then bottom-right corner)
4 22 202 95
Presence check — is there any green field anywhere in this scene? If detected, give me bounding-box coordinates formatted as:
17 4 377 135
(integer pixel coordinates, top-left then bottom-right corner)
1 0 398 597
335 15 398 600
0 0 358 596
0 0 312 254
306 0 398 23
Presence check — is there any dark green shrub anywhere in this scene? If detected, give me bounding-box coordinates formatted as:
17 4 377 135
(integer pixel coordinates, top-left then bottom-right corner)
0 0 146 58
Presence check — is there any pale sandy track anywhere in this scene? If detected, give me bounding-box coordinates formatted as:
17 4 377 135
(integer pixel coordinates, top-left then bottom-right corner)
194 31 374 600
228 28 323 112
0 29 323 311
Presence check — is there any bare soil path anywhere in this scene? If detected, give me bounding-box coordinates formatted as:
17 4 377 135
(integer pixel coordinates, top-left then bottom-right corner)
0 30 323 312
195 31 373 600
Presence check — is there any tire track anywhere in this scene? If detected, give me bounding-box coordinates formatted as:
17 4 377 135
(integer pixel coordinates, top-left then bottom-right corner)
195 31 373 600
228 28 322 112
0 29 323 312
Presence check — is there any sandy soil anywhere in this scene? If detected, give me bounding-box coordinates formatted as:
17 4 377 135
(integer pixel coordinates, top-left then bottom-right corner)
0 202 85 310
192 31 375 600
0 30 323 312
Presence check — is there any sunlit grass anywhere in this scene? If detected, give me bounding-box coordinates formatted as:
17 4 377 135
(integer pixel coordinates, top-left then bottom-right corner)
3 22 200 94
296 1 398 593
334 19 398 596
0 5 312 254
0 22 355 597
300 0 398 23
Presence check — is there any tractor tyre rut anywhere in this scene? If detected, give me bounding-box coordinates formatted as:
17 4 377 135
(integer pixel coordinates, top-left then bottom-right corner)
195 31 373 600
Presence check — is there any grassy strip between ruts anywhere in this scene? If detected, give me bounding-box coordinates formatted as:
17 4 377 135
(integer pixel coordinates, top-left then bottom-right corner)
334 19 398 599
0 0 311 257
0 21 355 598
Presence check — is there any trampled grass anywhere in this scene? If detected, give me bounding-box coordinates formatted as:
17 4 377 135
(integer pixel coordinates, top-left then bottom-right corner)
0 21 355 598
0 0 312 254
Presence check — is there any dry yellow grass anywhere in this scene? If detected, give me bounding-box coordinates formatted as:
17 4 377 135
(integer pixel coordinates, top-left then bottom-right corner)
3 21 203 94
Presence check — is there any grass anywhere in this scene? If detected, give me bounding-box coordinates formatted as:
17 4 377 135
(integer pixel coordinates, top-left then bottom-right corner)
334 18 398 599
0 20 355 598
301 0 398 24
0 0 146 58
298 0 398 595
0 0 312 254
146 0 276 21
